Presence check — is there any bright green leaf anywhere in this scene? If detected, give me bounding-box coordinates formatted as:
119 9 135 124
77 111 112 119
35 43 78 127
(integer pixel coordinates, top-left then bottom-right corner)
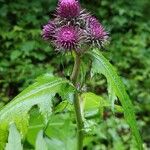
0 74 73 149
81 92 123 118
87 49 143 150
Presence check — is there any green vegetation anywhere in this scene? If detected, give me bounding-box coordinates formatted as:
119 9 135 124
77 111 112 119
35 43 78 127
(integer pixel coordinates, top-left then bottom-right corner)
0 0 149 149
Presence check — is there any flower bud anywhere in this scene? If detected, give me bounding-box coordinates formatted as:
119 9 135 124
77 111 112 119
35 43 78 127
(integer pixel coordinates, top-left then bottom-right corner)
85 17 109 48
42 21 56 41
57 0 80 19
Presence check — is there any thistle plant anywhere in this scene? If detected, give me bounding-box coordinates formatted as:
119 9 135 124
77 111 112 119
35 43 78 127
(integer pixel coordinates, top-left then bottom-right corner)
0 0 143 150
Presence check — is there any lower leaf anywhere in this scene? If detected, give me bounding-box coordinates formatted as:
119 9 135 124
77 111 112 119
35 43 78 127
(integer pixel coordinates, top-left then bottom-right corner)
0 74 73 149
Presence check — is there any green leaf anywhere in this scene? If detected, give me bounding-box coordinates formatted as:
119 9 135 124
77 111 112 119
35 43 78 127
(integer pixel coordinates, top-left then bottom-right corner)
81 92 107 112
35 130 48 150
0 74 73 149
87 49 143 150
45 137 76 150
81 92 123 118
45 114 76 150
26 108 44 146
45 137 65 150
54 101 72 113
5 123 23 150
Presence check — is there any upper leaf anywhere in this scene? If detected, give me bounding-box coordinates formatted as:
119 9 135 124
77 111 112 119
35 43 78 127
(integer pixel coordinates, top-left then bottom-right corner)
0 74 74 150
87 49 143 150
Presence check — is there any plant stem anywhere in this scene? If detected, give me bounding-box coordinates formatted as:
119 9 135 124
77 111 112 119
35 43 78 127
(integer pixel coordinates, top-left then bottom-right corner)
74 93 84 150
70 52 81 84
71 51 84 150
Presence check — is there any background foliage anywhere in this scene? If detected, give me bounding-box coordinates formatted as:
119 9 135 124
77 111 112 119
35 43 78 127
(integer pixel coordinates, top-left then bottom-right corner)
0 0 150 149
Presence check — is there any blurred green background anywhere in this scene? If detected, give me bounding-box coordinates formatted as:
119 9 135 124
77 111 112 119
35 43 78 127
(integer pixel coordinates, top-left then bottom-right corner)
0 0 150 149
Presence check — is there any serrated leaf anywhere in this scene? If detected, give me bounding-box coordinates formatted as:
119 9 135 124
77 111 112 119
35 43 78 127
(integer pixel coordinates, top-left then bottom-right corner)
58 84 74 103
0 74 73 149
5 123 23 150
35 130 48 150
87 49 143 150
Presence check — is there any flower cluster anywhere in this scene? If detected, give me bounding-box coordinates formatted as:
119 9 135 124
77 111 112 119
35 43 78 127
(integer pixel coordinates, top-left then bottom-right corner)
42 0 109 52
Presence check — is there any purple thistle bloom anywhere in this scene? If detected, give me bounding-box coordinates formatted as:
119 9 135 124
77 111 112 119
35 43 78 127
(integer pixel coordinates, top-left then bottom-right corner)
42 21 56 41
85 17 109 48
42 1 109 52
57 0 80 19
54 25 83 51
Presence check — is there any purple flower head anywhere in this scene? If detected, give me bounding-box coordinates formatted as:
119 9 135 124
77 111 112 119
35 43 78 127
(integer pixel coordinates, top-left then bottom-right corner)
54 25 82 51
42 21 56 41
42 1 110 52
57 0 80 19
86 17 109 48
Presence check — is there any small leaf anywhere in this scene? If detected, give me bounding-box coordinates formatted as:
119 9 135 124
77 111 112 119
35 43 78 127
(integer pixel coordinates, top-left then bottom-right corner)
81 92 106 112
35 130 48 150
5 123 23 150
81 92 123 118
87 49 143 149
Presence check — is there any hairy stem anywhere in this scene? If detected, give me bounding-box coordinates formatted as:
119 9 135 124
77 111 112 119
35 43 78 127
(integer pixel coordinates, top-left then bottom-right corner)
70 52 81 84
73 93 84 150
71 51 84 150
